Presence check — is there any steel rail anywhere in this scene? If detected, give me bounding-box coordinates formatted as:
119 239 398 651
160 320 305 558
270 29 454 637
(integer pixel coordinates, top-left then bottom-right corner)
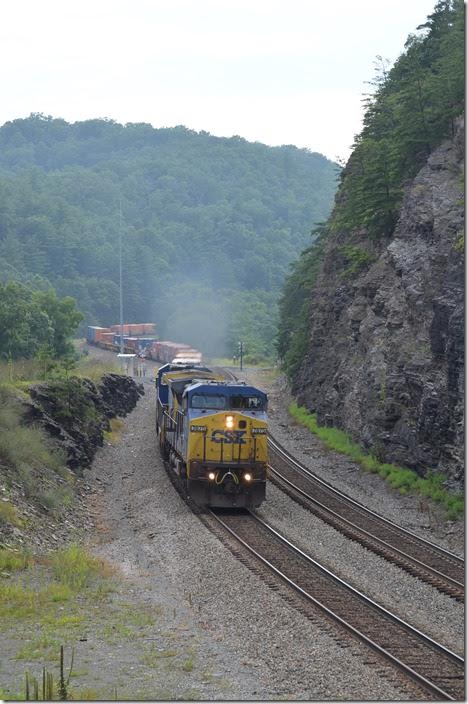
269 435 463 561
268 435 464 598
206 508 464 701
268 461 464 596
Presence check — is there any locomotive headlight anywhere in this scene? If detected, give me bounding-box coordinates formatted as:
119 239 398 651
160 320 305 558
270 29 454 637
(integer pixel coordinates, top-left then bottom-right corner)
225 415 234 429
208 472 216 481
244 473 252 482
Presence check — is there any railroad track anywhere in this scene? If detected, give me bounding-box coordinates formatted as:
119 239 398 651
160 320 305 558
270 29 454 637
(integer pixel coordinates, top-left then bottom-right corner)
268 436 464 602
222 366 463 599
201 508 464 701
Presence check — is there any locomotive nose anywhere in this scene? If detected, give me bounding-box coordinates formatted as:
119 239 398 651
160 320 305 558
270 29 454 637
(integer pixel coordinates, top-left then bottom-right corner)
219 470 238 493
224 477 237 493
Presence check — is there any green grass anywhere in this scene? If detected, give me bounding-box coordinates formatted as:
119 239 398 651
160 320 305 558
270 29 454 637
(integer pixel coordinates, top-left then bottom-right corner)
181 658 194 672
0 582 41 618
0 545 113 618
289 403 464 520
209 356 275 369
74 357 122 382
15 634 61 661
0 549 32 573
141 649 179 667
0 425 65 473
0 686 25 700
0 501 24 528
0 383 70 503
0 354 121 389
70 687 102 701
0 546 166 700
0 358 43 386
103 418 124 444
50 544 108 591
0 581 77 619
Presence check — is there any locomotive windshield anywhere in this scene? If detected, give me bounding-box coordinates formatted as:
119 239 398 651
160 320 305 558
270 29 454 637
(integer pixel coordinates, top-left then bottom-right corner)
191 395 226 409
230 395 265 410
191 394 265 410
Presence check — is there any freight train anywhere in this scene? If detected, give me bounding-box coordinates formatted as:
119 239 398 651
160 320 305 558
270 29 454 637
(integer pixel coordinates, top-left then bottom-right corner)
156 363 268 508
87 324 203 364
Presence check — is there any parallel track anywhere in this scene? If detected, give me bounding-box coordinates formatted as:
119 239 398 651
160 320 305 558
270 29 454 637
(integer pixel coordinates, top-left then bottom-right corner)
221 365 463 598
268 436 464 602
203 509 464 701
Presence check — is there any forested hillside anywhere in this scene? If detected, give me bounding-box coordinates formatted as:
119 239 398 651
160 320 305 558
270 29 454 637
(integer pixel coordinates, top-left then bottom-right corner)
279 0 464 483
0 117 338 358
279 0 463 376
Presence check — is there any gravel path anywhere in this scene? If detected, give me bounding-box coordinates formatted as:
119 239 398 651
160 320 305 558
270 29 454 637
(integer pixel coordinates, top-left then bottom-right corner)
79 364 462 700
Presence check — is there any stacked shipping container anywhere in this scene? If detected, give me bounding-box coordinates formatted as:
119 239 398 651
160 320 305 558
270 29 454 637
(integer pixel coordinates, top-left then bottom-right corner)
86 323 203 364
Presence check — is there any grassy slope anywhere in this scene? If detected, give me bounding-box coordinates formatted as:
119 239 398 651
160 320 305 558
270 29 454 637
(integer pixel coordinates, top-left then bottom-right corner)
289 403 464 520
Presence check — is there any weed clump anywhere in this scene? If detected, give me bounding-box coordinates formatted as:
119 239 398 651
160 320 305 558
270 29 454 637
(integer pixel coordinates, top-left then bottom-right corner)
0 501 24 528
0 548 32 572
104 418 124 444
50 545 104 591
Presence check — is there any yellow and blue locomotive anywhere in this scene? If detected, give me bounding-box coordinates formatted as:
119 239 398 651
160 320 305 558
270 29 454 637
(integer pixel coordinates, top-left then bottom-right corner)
156 364 268 508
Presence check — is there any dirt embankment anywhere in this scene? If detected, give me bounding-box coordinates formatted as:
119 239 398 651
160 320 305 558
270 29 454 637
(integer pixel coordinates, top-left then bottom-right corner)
0 372 143 555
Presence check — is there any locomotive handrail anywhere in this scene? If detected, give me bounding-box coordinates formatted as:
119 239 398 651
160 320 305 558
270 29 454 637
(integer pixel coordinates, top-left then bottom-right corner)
162 409 176 432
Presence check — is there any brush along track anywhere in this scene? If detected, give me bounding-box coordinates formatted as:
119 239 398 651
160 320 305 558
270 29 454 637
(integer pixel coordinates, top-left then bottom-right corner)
200 508 464 701
268 436 464 602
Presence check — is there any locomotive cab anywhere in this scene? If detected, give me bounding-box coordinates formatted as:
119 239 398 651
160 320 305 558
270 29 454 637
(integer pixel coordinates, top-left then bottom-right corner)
184 381 268 508
156 370 268 509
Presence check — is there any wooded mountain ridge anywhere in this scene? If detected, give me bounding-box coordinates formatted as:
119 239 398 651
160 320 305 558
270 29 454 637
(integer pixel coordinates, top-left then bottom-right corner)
0 117 338 358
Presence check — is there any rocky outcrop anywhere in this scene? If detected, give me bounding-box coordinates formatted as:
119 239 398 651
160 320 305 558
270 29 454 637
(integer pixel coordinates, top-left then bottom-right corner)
23 374 144 474
295 120 464 486
99 373 144 417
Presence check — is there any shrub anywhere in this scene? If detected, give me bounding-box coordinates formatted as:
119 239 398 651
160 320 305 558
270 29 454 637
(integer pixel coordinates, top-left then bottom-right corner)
341 245 374 276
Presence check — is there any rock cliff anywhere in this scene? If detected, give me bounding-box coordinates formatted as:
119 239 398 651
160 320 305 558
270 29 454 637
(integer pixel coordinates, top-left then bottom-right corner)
294 119 464 487
24 374 144 473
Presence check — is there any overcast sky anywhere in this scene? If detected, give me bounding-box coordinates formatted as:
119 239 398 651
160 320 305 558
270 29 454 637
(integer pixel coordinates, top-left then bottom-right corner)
0 0 438 161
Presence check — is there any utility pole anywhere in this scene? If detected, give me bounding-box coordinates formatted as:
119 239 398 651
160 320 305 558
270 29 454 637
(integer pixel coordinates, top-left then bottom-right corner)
238 341 243 371
119 198 124 355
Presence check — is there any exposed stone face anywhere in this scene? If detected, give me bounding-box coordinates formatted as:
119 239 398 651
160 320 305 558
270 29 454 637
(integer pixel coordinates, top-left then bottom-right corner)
23 374 144 474
294 120 464 486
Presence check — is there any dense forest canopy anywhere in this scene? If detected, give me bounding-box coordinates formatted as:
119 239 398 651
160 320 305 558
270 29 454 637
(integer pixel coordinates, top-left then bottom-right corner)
278 0 464 377
0 117 338 359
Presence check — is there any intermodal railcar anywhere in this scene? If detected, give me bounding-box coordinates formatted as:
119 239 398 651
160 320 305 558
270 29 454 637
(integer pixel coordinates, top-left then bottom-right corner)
156 363 268 508
86 324 203 364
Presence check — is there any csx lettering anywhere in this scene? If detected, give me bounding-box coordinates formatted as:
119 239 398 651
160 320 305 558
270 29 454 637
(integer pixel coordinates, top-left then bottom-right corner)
211 430 246 444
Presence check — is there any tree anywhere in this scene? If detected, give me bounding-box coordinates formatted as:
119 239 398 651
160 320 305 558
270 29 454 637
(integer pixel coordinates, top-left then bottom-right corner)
0 282 52 359
34 289 83 357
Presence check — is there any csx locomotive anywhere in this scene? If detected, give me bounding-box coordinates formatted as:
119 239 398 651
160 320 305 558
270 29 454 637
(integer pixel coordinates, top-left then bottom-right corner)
156 363 268 508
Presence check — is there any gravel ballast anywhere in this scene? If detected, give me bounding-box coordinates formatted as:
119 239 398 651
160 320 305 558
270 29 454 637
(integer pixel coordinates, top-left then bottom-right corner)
258 370 463 557
81 369 462 700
